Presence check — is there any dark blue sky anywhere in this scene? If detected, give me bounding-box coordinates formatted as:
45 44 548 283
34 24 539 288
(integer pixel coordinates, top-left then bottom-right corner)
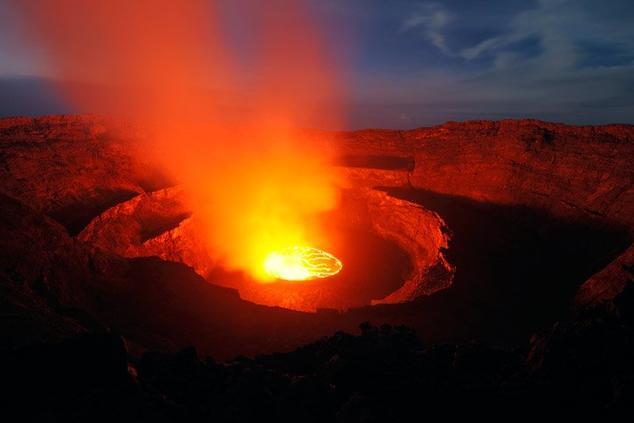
1 0 633 128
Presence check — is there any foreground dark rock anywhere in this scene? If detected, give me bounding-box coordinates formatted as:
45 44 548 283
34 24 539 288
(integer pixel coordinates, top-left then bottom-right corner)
3 286 633 421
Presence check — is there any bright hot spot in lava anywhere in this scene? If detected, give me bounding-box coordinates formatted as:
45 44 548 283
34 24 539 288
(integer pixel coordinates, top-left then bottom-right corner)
264 246 343 281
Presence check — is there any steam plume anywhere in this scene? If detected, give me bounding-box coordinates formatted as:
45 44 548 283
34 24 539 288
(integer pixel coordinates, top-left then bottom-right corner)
14 0 343 280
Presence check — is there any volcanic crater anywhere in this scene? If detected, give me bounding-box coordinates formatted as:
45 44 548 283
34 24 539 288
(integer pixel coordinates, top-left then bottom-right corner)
1 115 632 358
76 157 453 312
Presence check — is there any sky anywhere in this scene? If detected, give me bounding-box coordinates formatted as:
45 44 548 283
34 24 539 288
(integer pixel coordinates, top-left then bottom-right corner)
0 0 633 129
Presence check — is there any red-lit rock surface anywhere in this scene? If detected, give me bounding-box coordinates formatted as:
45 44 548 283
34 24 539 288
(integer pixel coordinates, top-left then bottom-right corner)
0 115 169 234
329 120 634 228
76 186 218 278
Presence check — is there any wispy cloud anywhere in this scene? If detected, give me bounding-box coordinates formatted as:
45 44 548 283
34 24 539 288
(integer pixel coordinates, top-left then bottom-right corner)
375 0 634 127
459 0 582 72
471 0 633 69
401 2 453 55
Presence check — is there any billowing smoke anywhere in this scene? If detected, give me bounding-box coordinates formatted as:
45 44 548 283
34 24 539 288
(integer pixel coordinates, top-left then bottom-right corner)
13 0 344 280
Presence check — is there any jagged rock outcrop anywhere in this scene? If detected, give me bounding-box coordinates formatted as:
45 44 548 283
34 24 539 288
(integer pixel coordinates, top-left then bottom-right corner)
77 186 218 278
575 245 634 307
78 186 190 253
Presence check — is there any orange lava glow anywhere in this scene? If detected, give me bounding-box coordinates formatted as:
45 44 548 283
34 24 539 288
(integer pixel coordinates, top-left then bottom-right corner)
264 246 342 281
15 0 347 282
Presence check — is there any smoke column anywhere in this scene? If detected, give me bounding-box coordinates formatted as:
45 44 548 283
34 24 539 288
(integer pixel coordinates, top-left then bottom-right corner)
13 0 344 280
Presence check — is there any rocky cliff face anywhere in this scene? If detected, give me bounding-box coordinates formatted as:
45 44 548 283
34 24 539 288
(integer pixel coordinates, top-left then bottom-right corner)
332 120 634 228
0 115 169 234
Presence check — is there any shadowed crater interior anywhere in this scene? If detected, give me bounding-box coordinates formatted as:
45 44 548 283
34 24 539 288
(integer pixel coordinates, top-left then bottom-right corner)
48 188 140 236
382 187 631 344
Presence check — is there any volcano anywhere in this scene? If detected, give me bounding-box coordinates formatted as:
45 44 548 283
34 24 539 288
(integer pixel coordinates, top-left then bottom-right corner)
1 116 633 419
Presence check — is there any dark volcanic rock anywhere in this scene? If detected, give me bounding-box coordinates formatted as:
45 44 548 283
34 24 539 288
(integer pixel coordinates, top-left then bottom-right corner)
575 244 634 307
1 333 166 421
527 288 634 414
94 256 337 358
0 192 122 346
6 314 632 421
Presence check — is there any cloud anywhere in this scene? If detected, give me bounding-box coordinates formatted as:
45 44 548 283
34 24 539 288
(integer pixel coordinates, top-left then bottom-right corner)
401 0 634 73
401 2 453 54
461 0 634 69
367 0 634 127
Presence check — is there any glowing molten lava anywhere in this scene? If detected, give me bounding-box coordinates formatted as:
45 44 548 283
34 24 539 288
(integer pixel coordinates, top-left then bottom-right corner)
264 246 342 281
